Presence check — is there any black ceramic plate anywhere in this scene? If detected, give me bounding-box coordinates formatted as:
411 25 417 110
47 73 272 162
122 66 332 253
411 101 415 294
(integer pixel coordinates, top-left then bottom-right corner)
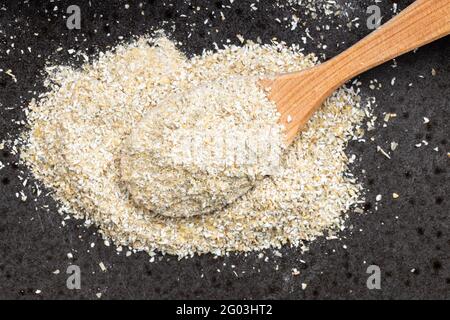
0 0 448 299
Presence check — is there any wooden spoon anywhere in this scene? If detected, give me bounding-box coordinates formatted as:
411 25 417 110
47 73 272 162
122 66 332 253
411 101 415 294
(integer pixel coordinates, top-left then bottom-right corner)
260 0 450 144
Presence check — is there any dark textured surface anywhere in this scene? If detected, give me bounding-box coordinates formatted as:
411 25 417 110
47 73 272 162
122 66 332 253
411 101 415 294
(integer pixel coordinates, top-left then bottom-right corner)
0 0 448 300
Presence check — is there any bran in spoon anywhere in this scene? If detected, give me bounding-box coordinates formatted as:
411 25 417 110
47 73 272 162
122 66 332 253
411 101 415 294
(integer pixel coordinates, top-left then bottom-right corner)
121 76 285 218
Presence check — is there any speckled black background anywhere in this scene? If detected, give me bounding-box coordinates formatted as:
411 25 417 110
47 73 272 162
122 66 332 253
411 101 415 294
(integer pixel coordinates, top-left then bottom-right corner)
0 0 448 300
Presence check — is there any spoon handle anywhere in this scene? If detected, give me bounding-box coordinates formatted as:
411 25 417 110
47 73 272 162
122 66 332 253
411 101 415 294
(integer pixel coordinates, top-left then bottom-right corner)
263 0 450 144
324 0 450 86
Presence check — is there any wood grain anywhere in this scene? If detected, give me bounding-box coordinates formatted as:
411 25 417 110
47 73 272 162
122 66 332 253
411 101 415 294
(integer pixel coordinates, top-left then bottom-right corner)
260 0 450 144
